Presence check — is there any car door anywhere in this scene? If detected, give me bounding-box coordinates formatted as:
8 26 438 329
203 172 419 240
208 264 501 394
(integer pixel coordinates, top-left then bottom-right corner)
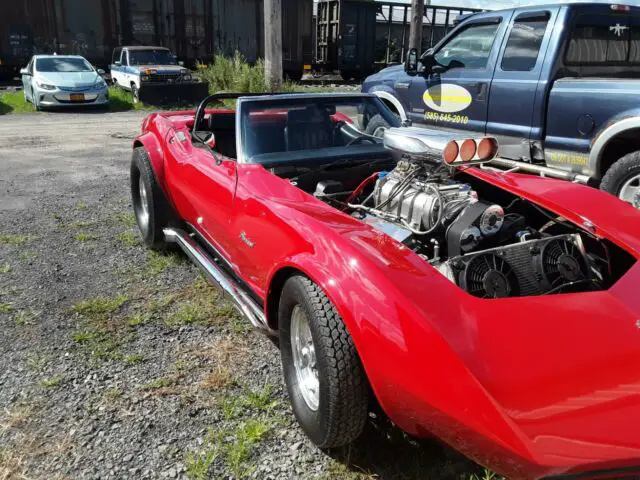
487 9 558 161
407 13 512 134
163 128 239 262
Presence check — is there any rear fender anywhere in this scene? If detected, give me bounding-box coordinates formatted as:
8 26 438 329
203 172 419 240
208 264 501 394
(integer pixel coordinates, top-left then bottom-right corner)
133 130 166 192
590 109 640 178
368 86 408 122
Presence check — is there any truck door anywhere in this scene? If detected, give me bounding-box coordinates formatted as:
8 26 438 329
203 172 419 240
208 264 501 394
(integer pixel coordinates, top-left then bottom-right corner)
487 9 558 161
407 13 511 134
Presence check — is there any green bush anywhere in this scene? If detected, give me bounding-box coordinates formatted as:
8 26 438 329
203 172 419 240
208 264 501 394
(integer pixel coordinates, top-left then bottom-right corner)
196 52 296 94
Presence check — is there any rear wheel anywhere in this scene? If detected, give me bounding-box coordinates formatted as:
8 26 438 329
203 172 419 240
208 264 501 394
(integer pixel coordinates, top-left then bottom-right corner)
600 150 640 207
279 275 369 448
130 147 176 249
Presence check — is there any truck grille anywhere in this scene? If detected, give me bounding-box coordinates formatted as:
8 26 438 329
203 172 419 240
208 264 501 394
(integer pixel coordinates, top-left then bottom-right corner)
147 73 182 83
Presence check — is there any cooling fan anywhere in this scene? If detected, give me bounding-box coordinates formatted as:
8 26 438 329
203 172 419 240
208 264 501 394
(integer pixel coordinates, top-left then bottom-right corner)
536 237 589 291
459 253 520 299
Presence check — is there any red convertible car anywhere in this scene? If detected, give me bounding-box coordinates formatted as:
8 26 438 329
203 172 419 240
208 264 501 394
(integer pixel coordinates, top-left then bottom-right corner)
130 93 640 479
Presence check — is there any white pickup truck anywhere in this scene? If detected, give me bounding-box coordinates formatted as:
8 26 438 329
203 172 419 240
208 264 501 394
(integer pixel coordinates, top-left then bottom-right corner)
110 46 207 104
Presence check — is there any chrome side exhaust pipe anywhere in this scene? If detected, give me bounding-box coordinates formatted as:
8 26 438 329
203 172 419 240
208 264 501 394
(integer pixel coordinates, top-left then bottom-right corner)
163 228 277 336
488 158 591 185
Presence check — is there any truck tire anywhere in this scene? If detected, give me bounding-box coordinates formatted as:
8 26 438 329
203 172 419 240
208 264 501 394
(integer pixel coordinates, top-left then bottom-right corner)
279 275 369 449
600 150 640 207
365 114 391 138
131 84 140 103
130 147 176 250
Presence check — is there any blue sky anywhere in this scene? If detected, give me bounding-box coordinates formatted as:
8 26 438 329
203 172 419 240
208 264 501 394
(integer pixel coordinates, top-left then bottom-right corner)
378 0 640 10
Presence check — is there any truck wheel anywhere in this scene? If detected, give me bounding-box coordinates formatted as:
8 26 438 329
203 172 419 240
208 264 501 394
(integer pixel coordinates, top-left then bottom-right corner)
600 151 640 207
279 275 369 449
131 84 140 104
365 114 391 138
130 147 176 250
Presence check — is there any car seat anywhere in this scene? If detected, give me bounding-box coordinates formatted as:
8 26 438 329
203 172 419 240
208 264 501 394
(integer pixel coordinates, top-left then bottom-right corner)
208 113 237 159
285 107 334 151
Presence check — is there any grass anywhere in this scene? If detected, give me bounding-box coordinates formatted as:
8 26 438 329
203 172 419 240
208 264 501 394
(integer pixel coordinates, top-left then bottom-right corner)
40 375 64 388
185 420 272 479
145 250 182 276
0 234 28 245
18 251 38 261
123 354 145 365
114 212 137 228
75 232 97 242
126 313 151 327
72 295 127 319
25 354 48 372
0 87 149 115
0 303 13 314
104 387 123 401
74 200 88 210
143 375 179 391
116 231 139 247
0 264 10 273
201 366 234 390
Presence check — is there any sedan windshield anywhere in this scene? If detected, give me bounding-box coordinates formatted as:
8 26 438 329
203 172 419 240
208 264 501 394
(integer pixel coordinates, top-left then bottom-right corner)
129 50 177 66
36 57 93 73
240 96 400 162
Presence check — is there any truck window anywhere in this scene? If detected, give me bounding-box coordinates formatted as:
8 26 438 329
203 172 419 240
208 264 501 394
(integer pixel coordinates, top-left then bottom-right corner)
434 21 501 70
566 13 640 65
501 12 550 71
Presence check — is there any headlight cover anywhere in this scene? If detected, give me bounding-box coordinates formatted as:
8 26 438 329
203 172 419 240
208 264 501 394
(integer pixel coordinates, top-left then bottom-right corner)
36 81 56 91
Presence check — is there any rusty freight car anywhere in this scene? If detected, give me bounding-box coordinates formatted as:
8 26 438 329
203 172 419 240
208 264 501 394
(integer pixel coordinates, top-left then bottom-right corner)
0 0 312 81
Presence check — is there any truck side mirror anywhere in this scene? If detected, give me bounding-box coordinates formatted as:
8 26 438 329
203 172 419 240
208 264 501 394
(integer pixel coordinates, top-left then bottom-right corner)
20 68 30 76
97 68 105 75
405 48 418 75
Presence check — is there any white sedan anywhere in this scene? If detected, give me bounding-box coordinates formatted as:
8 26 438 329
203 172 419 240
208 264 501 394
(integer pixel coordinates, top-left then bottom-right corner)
21 55 109 110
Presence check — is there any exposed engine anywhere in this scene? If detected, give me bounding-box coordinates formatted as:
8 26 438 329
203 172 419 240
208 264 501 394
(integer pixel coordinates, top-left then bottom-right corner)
343 127 606 299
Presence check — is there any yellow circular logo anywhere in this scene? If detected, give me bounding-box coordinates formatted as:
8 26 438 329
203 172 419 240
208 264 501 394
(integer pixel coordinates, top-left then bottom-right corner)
423 84 472 114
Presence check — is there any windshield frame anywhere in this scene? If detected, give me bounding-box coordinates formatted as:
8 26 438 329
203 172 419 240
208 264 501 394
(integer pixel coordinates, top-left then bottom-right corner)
235 94 401 164
35 56 94 73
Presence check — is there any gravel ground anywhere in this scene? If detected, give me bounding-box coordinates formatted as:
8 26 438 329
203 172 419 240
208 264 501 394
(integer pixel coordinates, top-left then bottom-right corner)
0 111 484 480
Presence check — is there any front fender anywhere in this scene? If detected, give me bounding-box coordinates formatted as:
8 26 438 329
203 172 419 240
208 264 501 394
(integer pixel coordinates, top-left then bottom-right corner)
365 85 408 122
134 123 166 192
590 109 640 178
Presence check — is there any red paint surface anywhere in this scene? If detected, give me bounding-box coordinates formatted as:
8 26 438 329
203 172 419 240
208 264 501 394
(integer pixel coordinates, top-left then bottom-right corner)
136 110 640 479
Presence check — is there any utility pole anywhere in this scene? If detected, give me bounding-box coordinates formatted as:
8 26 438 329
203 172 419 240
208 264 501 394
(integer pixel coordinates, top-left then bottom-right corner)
408 0 425 52
264 0 283 91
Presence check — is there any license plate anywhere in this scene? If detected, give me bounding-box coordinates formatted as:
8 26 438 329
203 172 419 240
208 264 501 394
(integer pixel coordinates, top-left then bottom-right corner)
70 93 85 102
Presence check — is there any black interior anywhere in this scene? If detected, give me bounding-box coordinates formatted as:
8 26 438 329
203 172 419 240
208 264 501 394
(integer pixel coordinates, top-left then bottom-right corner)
207 113 237 158
284 107 335 151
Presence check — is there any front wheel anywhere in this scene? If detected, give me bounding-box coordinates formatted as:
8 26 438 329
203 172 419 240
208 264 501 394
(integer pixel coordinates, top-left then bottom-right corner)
600 150 640 207
279 275 369 448
131 84 140 104
365 114 391 138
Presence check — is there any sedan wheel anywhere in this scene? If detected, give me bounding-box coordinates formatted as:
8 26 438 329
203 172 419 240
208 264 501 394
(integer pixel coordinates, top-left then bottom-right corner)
291 305 319 411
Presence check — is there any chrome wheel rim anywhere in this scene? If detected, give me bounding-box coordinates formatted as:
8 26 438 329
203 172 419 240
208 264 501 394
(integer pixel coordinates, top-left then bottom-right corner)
619 174 640 207
137 176 150 228
291 305 319 411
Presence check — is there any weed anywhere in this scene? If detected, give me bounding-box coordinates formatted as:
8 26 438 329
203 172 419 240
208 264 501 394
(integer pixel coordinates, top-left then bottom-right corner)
166 303 213 326
320 460 377 480
18 251 37 261
0 404 34 432
117 231 139 247
70 221 95 229
146 250 182 276
470 470 501 480
201 366 234 389
72 295 127 319
0 303 13 314
243 384 279 412
0 235 28 245
0 447 27 479
0 264 10 273
75 232 97 242
114 211 137 228
144 376 177 391
127 313 151 327
75 201 88 210
25 355 48 372
104 387 123 401
40 375 64 388
123 354 145 365
185 446 219 480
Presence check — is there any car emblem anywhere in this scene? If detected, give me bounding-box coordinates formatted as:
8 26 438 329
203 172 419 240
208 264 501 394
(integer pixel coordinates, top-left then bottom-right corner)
610 23 629 37
240 232 255 248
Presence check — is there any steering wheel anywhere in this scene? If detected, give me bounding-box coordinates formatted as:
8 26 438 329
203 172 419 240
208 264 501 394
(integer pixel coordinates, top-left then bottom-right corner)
346 135 377 147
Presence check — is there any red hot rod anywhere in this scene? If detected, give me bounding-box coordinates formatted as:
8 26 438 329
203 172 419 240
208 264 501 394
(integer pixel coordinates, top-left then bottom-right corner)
130 92 640 479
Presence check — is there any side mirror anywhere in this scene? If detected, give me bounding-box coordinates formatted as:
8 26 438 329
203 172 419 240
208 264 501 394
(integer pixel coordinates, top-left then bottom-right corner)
114 61 122 67
405 48 418 75
97 68 105 75
20 68 30 76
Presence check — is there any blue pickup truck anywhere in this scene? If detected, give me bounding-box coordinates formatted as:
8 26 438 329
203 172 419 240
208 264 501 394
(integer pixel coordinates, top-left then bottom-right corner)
362 3 640 205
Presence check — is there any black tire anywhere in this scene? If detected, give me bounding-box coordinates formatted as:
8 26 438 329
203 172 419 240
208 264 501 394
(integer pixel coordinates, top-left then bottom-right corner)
279 275 369 448
365 114 391 138
130 147 177 250
340 70 362 82
131 83 140 103
600 150 640 205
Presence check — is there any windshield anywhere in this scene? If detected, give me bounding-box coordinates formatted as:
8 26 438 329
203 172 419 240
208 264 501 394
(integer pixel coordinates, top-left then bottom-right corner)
240 96 400 162
129 50 177 66
36 57 93 73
